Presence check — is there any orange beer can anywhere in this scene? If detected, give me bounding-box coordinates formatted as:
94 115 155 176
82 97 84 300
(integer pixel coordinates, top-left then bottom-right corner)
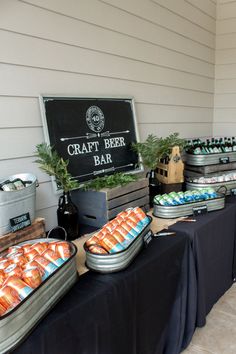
34 255 58 279
4 264 22 279
31 242 48 255
9 252 27 267
55 242 71 260
23 260 45 278
112 230 126 244
100 233 124 254
0 302 6 316
6 276 33 300
0 259 12 271
22 243 33 254
47 241 58 252
22 267 42 289
42 249 64 267
89 245 108 254
0 285 20 310
25 249 39 262
0 270 5 287
86 235 100 248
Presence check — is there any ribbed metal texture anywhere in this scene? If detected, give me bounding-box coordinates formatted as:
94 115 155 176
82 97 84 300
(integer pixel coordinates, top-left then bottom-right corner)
185 152 236 166
84 217 152 273
0 238 78 354
186 181 236 195
153 196 225 219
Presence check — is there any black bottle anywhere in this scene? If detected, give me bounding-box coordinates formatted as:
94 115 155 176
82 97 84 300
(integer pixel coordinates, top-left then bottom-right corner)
147 170 160 208
57 191 79 240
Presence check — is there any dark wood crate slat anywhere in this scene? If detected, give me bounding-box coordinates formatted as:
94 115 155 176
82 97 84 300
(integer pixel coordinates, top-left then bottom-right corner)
107 187 149 209
104 178 148 200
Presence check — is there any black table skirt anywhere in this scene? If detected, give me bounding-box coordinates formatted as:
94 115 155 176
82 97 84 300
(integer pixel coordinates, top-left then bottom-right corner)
13 235 188 354
170 199 236 328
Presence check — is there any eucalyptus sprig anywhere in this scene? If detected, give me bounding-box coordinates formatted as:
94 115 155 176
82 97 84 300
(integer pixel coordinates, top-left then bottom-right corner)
132 133 186 170
35 143 80 193
83 173 138 191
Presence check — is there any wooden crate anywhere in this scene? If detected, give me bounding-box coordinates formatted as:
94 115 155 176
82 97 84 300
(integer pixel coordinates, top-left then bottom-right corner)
156 146 184 184
71 178 149 228
0 218 46 252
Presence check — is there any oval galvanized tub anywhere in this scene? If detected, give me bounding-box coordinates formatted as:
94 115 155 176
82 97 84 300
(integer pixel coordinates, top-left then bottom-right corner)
0 238 78 354
84 216 152 273
185 151 236 166
153 195 225 219
186 181 236 196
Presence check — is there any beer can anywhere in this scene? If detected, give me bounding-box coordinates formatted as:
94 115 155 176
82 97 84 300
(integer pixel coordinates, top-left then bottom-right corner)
6 276 33 300
22 267 42 289
0 259 12 271
133 207 149 227
109 219 120 229
115 225 133 241
158 197 169 206
86 235 100 248
7 245 23 255
0 270 5 287
126 219 142 235
47 241 58 252
22 243 33 254
0 180 16 192
120 221 137 238
4 263 22 279
116 211 129 220
115 216 125 224
9 253 27 267
31 242 48 255
0 302 6 316
100 234 124 254
55 242 71 261
112 230 127 246
88 245 108 254
25 249 39 262
34 256 58 279
0 285 20 310
42 249 64 267
23 260 45 278
12 178 25 190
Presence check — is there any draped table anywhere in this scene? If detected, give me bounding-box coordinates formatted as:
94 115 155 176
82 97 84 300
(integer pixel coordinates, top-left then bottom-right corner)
12 197 236 354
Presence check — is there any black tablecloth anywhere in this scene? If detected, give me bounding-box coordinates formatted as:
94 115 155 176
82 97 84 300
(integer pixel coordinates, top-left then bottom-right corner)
170 200 236 328
13 235 188 354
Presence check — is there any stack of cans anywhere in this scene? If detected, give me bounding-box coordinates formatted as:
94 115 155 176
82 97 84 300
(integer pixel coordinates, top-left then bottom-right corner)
0 240 72 317
154 188 218 206
86 207 149 255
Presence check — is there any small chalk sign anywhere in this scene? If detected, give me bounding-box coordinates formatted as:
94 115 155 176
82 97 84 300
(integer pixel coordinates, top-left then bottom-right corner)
219 157 230 164
143 230 153 248
39 96 142 192
193 205 208 216
10 213 31 232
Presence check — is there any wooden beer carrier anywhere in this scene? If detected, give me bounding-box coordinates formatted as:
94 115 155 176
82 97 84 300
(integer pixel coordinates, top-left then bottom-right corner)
156 146 184 185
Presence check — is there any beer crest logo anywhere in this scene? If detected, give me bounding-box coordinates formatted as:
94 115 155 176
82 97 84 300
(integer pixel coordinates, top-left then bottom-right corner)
86 106 105 133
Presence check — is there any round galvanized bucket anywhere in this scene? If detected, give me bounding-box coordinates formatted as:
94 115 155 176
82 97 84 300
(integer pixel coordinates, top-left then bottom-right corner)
0 173 38 236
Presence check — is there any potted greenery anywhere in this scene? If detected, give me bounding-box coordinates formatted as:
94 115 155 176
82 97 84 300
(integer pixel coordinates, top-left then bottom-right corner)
132 133 186 205
35 143 80 240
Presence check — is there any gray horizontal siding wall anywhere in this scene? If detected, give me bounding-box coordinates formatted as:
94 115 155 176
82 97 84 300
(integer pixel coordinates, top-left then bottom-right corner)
0 0 216 230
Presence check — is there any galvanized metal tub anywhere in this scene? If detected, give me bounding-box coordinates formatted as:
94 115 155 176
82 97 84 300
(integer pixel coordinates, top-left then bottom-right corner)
84 216 152 273
186 181 236 196
153 195 225 219
0 173 37 236
185 151 236 166
0 238 78 354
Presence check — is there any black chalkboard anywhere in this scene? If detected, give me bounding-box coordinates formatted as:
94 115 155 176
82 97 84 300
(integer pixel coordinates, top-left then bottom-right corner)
40 96 142 189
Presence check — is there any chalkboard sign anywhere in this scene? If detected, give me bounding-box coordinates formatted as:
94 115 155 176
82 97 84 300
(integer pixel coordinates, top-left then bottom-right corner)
39 96 142 191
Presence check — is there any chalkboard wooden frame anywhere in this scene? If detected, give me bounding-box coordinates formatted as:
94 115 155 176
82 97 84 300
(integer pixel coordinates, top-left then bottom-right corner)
39 95 143 193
